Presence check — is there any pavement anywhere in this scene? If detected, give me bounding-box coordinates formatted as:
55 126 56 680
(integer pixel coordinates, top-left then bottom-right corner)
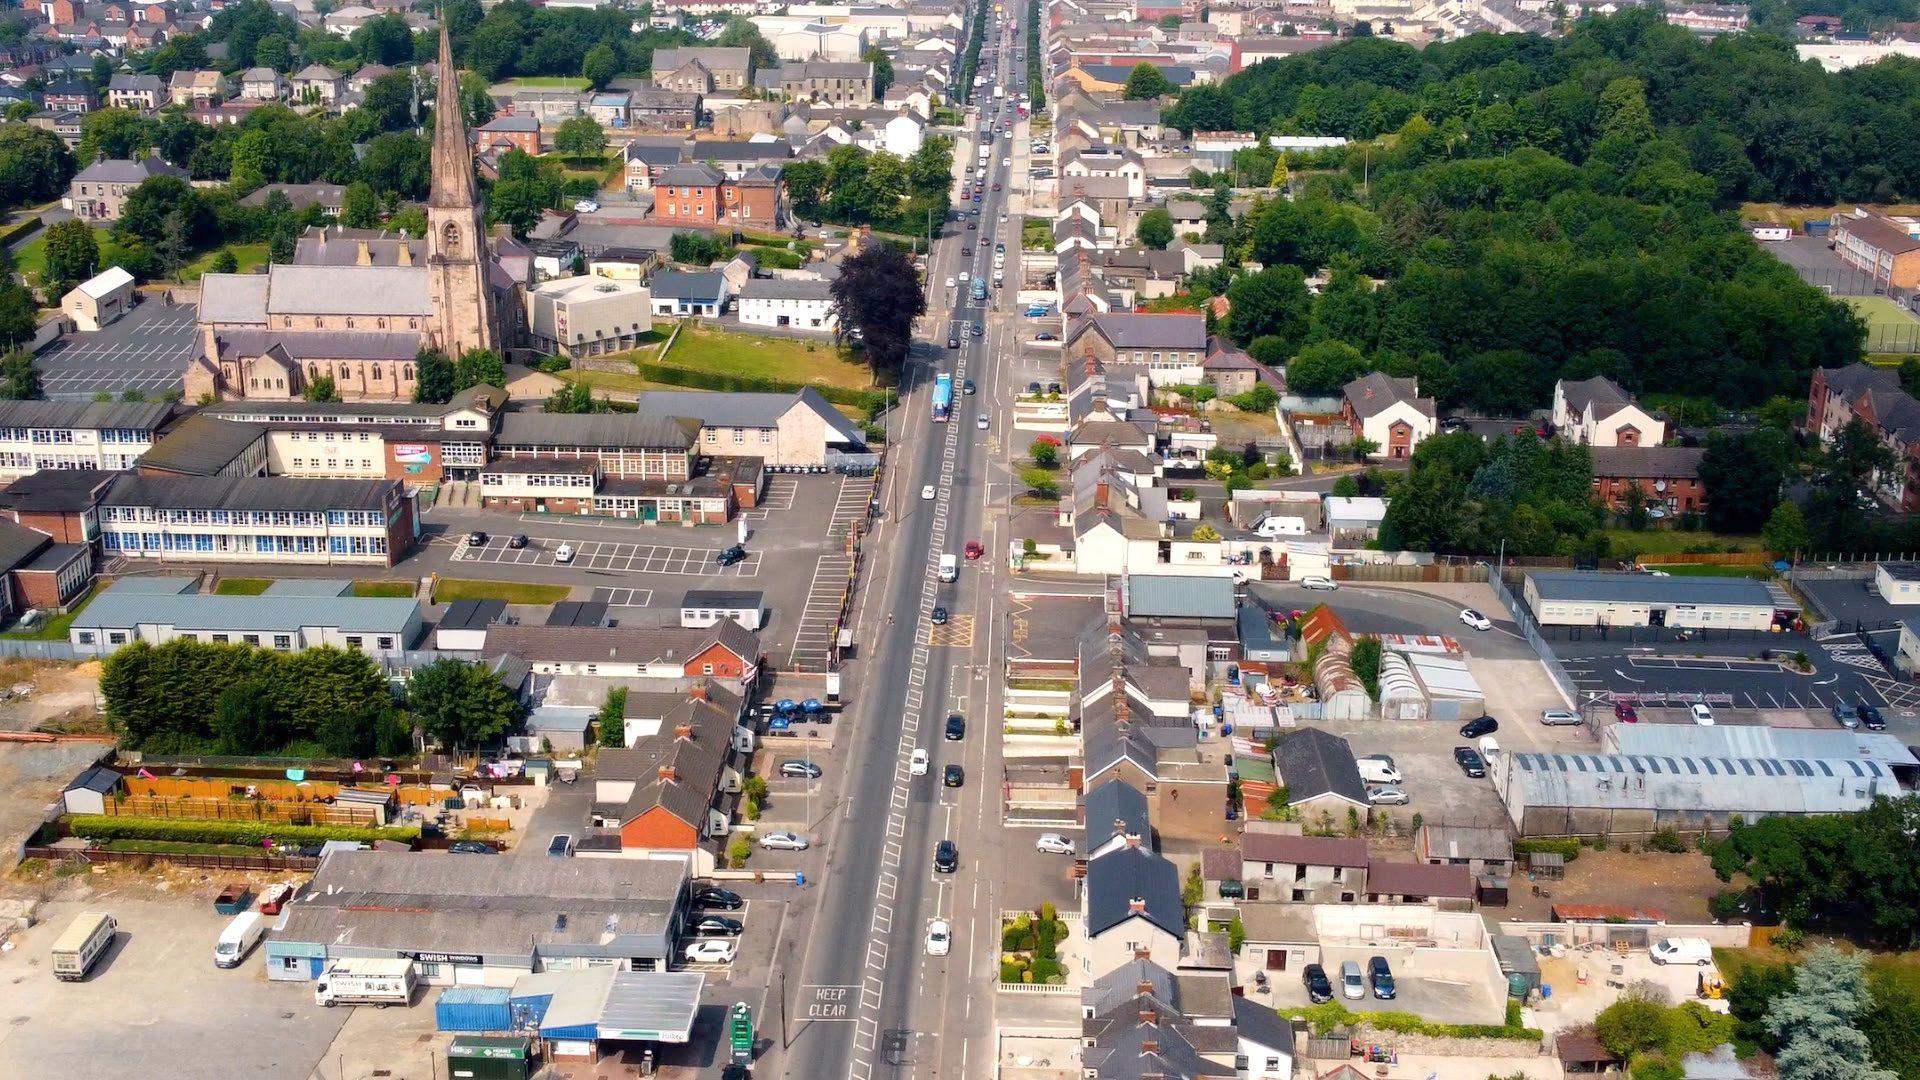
34 295 194 400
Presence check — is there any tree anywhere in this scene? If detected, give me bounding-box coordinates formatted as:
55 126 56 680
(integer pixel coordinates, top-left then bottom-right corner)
863 45 894 98
352 12 415 65
0 350 39 400
545 381 595 414
1138 206 1174 250
1596 983 1672 1060
1226 266 1312 354
553 115 607 155
0 125 75 211
1765 947 1898 1080
453 348 505 391
1698 429 1792 534
339 181 382 229
1124 62 1175 100
413 348 456 403
714 16 778 73
1029 440 1058 468
1286 341 1369 394
406 658 521 751
596 686 628 748
40 220 101 291
209 248 239 275
77 107 155 163
303 375 340 403
1763 501 1811 557
582 43 620 91
829 241 925 377
670 230 730 265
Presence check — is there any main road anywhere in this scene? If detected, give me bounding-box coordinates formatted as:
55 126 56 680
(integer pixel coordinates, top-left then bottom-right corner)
769 10 1032 1080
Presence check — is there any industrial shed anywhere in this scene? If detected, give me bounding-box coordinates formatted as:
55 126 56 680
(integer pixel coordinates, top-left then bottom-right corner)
1376 652 1425 721
1494 751 1895 838
1522 571 1781 630
1404 652 1484 720
1605 724 1920 773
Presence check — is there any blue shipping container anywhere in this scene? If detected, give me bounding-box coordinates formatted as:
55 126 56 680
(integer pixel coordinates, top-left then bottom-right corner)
437 987 513 1032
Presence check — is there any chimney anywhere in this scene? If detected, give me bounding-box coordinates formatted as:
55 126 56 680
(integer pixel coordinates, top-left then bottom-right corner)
657 764 678 783
1137 1008 1157 1025
355 240 371 266
689 681 709 702
1136 980 1154 995
396 241 412 266
673 723 694 741
1124 832 1140 849
1128 896 1146 914
1096 481 1110 506
1140 1039 1160 1055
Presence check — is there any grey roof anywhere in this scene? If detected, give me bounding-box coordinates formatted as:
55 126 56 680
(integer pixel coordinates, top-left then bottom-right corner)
547 600 610 627
1083 958 1174 1017
1084 778 1150 851
0 517 55 571
1606 725 1919 768
73 585 419 635
0 400 172 432
1084 844 1183 938
495 412 698 450
598 971 706 1039
680 589 763 610
1508 751 1893 814
633 388 863 444
1419 824 1513 863
196 272 272 324
1559 375 1631 416
66 765 121 795
1344 372 1434 418
1124 575 1234 620
689 139 793 162
484 623 757 666
73 155 187 184
1270 727 1368 807
1232 996 1293 1052
1527 571 1776 608
108 74 163 91
1081 63 1196 86
658 161 724 187
136 415 266 475
309 847 685 905
1589 446 1705 480
737 277 834 302
1077 312 1206 350
648 271 727 301
479 114 540 133
652 47 752 74
102 474 398 512
238 183 346 209
265 264 432 317
440 599 507 631
292 63 342 81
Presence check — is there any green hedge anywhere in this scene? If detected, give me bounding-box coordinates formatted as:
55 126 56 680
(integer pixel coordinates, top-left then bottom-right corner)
1515 838 1583 861
65 815 419 847
0 215 45 250
1294 1001 1541 1042
630 358 893 414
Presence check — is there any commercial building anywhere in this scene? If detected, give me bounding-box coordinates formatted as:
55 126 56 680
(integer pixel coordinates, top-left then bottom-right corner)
59 266 136 332
484 622 759 685
491 413 697 480
0 400 173 478
1876 562 1920 605
503 969 705 1063
264 849 689 984
679 589 764 630
68 577 422 657
631 388 866 469
97 475 417 567
524 276 654 359
477 459 734 522
1604 723 1920 773
1523 571 1781 630
165 386 506 485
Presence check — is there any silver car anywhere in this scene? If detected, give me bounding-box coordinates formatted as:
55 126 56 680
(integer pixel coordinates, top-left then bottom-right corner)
1034 833 1074 855
1367 786 1410 806
758 831 809 851
1540 709 1582 726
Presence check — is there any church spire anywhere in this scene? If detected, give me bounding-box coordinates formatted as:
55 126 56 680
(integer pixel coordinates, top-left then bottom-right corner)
429 17 476 210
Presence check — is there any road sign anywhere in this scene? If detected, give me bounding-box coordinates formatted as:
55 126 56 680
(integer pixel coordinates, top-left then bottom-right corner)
799 984 859 1021
729 1002 753 1062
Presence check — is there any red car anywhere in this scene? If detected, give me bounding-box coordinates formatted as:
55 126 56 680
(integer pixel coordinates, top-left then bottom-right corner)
1614 700 1639 723
964 540 985 560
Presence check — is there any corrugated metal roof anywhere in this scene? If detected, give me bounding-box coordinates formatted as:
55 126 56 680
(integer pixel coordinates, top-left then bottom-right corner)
1509 751 1890 814
1526 571 1775 607
74 584 419 635
1607 725 1918 768
597 971 705 1041
1124 574 1234 619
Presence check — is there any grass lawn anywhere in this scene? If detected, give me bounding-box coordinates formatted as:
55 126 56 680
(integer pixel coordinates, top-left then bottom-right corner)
179 243 270 282
351 580 416 598
1845 295 1920 353
0 583 100 640
1640 563 1777 579
1742 201 1920 230
499 76 590 90
101 839 266 856
658 323 879 392
1605 528 1763 555
214 578 272 595
559 368 685 397
434 578 571 604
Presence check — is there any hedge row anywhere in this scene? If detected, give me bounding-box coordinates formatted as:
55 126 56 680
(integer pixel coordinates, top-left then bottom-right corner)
1514 838 1583 861
65 815 419 847
1296 1001 1542 1043
631 358 893 414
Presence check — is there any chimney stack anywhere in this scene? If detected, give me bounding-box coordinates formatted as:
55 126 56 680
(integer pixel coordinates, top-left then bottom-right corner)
1136 980 1154 995
1137 1008 1157 1025
689 681 709 702
1128 896 1146 914
657 765 677 783
396 240 412 266
1140 1039 1160 1055
673 723 694 741
356 240 371 266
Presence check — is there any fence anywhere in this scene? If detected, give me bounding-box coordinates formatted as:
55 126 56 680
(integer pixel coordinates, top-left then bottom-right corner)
101 795 384 826
1484 564 1580 708
1332 563 1489 584
22 845 321 873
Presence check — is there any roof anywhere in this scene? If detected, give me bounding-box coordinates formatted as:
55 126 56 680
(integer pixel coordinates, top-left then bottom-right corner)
66 765 121 795
440 599 507 632
1270 727 1368 807
1084 777 1150 850
632 388 861 446
1507 751 1893 814
680 589 763 610
264 264 432 317
1084 958 1174 1017
0 470 126 515
197 273 272 324
1527 570 1776 608
649 271 728 301
1343 372 1434 418
1589 446 1705 480
1605 724 1919 768
1559 375 1632 416
0 400 170 432
1836 212 1920 256
484 622 757 666
292 63 342 81
737 277 834 302
72 155 186 184
658 161 724 188
1324 496 1388 522
1366 860 1474 898
73 583 419 635
103 475 397 512
1084 845 1184 938
136 415 266 475
495 412 698 451
72 266 134 299
1241 831 1368 867
1418 824 1513 863
1124 575 1234 620
1078 311 1206 350
597 971 705 1041
652 47 752 74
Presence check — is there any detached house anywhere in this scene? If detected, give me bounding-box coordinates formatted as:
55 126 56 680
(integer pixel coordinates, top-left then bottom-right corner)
1553 376 1665 447
1341 373 1435 460
167 69 225 106
67 154 189 223
106 73 163 110
1065 312 1207 386
239 67 284 100
290 64 345 105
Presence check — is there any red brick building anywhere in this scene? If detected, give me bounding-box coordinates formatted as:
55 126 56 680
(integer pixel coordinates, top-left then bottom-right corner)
482 622 760 685
1589 446 1707 515
650 161 785 228
592 682 745 869
1808 362 1920 511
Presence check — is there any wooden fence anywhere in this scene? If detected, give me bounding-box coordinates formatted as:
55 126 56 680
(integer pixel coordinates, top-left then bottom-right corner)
101 795 383 826
122 775 447 807
23 845 321 872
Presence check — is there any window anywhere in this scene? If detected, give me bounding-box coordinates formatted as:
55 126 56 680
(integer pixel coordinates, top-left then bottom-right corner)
243 634 260 646
377 636 393 649
702 663 715 675
76 632 94 645
108 632 127 644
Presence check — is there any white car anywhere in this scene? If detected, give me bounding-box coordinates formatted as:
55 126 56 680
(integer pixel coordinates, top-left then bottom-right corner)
684 939 736 964
1299 576 1338 591
910 748 930 775
553 544 574 564
1002 157 1011 167
1459 608 1493 631
1034 833 1075 855
921 484 936 500
758 831 809 851
573 199 599 213
959 271 969 283
976 415 990 429
1689 702 1716 726
925 919 952 956
999 212 1008 222
944 276 955 289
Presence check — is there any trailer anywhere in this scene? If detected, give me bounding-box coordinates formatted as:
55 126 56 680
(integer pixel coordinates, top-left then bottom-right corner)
51 911 116 982
314 958 418 1008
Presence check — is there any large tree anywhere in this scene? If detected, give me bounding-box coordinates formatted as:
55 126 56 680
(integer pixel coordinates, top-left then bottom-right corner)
1124 62 1175 100
1137 206 1173 250
413 348 456 403
552 115 607 155
829 241 925 377
406 658 521 750
1766 948 1898 1080
0 124 77 211
40 220 101 292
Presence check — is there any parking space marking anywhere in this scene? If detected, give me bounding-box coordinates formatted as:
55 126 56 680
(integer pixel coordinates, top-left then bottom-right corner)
452 537 757 577
590 587 654 606
788 552 856 671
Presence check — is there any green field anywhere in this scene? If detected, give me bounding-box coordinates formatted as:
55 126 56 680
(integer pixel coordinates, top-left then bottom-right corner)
1640 563 1777 579
213 578 272 595
1605 528 1763 555
1846 295 1920 352
351 580 417 598
498 77 590 90
434 578 571 604
659 324 876 391
11 235 268 288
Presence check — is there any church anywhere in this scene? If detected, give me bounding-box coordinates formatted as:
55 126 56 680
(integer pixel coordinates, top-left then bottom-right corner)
185 26 525 404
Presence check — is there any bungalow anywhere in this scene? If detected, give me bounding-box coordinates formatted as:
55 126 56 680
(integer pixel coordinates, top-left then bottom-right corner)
648 271 730 317
483 622 760 685
1269 726 1368 819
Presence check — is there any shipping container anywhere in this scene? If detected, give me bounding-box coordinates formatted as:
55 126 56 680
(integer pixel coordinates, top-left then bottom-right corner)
446 1035 531 1080
437 986 514 1032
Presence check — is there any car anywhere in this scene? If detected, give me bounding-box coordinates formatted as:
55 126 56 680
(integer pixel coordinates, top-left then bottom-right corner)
1459 608 1493 631
910 748 930 775
972 192 981 201
547 834 575 857
1860 700 1887 731
970 326 983 339
1356 754 1400 785
1833 700 1861 729
1439 416 1470 433
1002 157 1011 166
448 840 495 854
506 534 527 549
1459 715 1499 738
683 939 736 964
692 915 744 937
1034 332 1057 341
1454 747 1487 778
976 415 990 429
945 714 966 740
925 918 952 956
1302 964 1334 1004
964 540 985 560
1027 381 1042 394
1340 960 1365 1000
930 606 949 625
1367 786 1409 805
1868 640 1890 665
778 760 822 779
573 199 599 213
1614 701 1639 723
1540 709 1582 726
999 212 1009 222
966 221 976 230
995 242 1006 253
922 484 937 500
1368 956 1396 1000
962 246 973 256
1299 576 1339 591
1046 382 1061 395
465 531 489 546
944 763 964 787
758 831 809 851
1035 833 1075 855
948 335 960 349
694 887 744 910
1690 702 1716 726
992 182 1001 191
934 839 959 873
553 544 574 563
717 544 747 566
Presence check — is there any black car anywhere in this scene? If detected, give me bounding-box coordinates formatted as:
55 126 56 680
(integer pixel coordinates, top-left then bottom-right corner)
931 606 949 625
1369 956 1396 999
506 533 528 549
934 839 959 873
694 887 744 910
448 840 495 854
692 915 744 937
1860 700 1887 731
465 531 489 546
1046 381 1061 394
1459 715 1499 738
1454 746 1487 778
717 545 747 566
962 246 973 256
944 763 964 787
1302 963 1334 1004
945 714 966 740
948 335 961 349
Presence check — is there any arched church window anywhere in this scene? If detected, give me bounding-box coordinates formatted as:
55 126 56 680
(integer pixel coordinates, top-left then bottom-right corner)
442 222 461 256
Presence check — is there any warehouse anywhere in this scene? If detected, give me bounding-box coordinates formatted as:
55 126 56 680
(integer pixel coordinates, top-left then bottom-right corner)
1522 571 1783 630
69 577 423 657
1605 724 1920 774
1492 750 1895 838
265 850 687 985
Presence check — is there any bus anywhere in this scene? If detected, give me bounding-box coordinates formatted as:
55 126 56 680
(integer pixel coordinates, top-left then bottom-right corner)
932 373 954 421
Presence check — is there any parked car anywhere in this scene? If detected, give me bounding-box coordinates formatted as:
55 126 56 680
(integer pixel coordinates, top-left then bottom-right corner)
910 748 930 775
506 534 527 549
1340 960 1366 1000
447 840 494 854
1035 833 1075 855
945 714 966 741
1614 701 1639 723
683 939 736 964
694 887 743 910
944 763 964 787
1367 786 1409 806
465 531 488 546
691 915 744 937
1540 709 1582 726
1034 332 1057 341
1833 700 1861 729
1459 608 1493 631
778 760 822 779
573 199 599 214
1860 700 1887 731
925 919 951 956
1356 754 1400 784
758 831 808 851
1368 956 1396 1000
1299 576 1338 591
934 840 959 873
553 544 574 563
1459 716 1499 738
922 485 937 500
1302 964 1334 1004
1454 747 1487 778
546 834 574 857
1650 937 1713 966
717 544 747 566
1689 702 1716 726
948 335 960 349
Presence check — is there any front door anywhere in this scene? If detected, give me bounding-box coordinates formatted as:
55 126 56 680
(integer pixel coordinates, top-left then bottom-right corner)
1266 948 1287 971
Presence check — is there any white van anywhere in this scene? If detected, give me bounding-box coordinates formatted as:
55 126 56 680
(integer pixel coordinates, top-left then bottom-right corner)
1252 513 1308 538
214 910 265 968
1356 756 1401 785
938 553 959 582
1650 937 1714 966
51 911 116 981
553 544 575 563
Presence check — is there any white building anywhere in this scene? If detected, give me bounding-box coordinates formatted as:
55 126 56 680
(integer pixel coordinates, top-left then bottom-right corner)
59 266 135 332
1552 376 1665 447
880 113 925 157
1876 562 1920 605
524 275 655 360
679 588 765 630
0 400 174 478
68 577 422 657
1523 571 1779 630
734 277 837 333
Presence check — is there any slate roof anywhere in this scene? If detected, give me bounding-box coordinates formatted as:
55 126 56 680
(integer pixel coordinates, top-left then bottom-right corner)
658 161 724 188
72 155 186 184
1559 375 1631 416
1527 570 1775 607
1366 860 1475 899
74 583 419 634
135 415 266 475
648 271 728 301
265 264 432 316
1084 777 1150 850
1077 312 1206 350
1343 372 1434 418
0 400 171 432
483 623 757 666
0 518 50 572
632 388 863 444
1270 727 1368 807
737 277 833 302
1242 831 1368 867
1589 446 1705 480
495 412 698 450
1084 844 1184 938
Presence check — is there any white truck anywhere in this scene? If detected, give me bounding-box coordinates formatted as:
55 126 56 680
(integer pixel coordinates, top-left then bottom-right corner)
313 958 418 1007
51 911 116 981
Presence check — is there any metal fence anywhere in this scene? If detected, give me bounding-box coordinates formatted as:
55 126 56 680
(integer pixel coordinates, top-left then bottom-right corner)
22 845 321 873
1484 564 1580 707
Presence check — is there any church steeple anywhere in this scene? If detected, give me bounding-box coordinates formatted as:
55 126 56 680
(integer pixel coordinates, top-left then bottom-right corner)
424 14 496 355
429 19 477 211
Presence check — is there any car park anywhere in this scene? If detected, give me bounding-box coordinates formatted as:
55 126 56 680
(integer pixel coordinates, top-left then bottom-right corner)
1459 716 1499 738
944 763 964 787
717 544 747 566
1300 576 1338 590
759 831 809 850
925 919 951 956
1367 786 1409 805
1459 608 1493 631
1540 709 1582 726
945 714 966 741
778 760 822 779
934 840 959 873
684 940 736 964
1454 747 1487 778
1368 956 1396 999
1690 702 1716 726
1302 964 1334 1004
695 887 743 910
691 915 744 937
506 534 527 549
910 748 930 775
1035 833 1075 855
